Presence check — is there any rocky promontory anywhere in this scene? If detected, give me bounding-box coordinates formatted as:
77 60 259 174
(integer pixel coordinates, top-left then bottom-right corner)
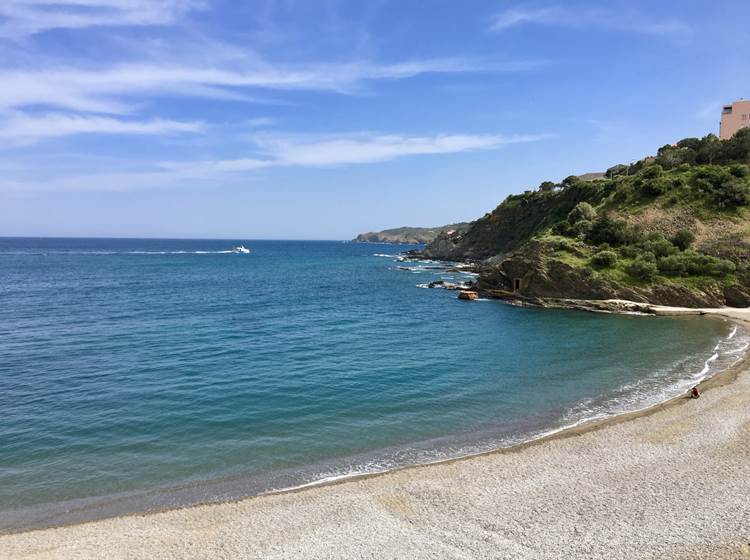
353 223 470 245
420 130 750 308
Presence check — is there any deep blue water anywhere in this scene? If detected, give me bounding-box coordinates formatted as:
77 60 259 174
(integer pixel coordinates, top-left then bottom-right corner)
0 238 746 530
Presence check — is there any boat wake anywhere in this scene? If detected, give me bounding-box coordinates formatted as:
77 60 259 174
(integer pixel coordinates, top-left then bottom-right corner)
0 250 249 255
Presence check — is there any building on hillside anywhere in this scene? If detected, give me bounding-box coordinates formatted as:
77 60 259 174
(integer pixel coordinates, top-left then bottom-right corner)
720 99 750 140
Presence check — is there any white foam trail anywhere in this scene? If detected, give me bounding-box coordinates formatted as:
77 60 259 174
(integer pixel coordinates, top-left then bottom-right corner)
264 470 386 495
126 250 235 255
726 342 749 355
697 352 720 378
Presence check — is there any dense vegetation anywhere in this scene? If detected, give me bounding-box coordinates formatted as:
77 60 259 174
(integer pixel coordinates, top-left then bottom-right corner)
547 130 750 285
424 129 750 306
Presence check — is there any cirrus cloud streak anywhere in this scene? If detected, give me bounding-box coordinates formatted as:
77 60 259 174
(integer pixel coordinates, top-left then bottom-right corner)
1 131 551 191
161 131 551 173
0 0 205 39
0 111 203 145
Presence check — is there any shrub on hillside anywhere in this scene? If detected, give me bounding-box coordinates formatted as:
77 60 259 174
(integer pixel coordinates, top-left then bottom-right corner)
561 175 582 189
657 255 687 276
606 164 629 178
611 181 635 202
671 229 695 251
627 257 658 281
729 164 750 178
619 245 640 258
587 216 639 246
640 237 677 258
682 251 736 277
571 219 593 238
723 128 750 163
567 202 597 224
652 130 750 170
640 176 671 196
714 179 750 208
591 250 618 267
641 164 663 179
691 166 750 208
656 251 736 277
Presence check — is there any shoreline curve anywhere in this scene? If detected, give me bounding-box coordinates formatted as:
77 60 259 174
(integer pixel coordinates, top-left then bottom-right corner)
2 305 749 541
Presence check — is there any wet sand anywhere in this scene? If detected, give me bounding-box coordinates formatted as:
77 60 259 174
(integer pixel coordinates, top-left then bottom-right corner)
3 308 750 559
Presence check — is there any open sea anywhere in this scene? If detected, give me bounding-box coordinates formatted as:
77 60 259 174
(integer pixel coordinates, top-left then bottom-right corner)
1 237 748 532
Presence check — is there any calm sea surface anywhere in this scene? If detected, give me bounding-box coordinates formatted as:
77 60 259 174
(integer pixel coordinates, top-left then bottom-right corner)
0 238 746 530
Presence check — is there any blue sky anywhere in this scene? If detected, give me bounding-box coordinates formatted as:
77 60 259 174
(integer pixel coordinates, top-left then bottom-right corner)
0 0 748 239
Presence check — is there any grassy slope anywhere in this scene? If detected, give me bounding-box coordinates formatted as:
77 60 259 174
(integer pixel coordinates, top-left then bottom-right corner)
425 130 750 304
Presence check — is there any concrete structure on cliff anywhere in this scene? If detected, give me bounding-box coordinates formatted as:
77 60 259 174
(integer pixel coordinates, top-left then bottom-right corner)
720 100 750 140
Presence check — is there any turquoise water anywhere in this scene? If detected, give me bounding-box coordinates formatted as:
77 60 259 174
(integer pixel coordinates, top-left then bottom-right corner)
0 238 746 531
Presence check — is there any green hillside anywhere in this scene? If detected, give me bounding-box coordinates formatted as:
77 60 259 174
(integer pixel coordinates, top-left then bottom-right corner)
424 130 750 307
353 223 470 244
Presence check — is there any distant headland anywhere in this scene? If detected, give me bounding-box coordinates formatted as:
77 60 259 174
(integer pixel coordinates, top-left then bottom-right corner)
352 223 470 245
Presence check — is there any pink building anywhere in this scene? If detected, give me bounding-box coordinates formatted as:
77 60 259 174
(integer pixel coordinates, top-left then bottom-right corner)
720 100 750 140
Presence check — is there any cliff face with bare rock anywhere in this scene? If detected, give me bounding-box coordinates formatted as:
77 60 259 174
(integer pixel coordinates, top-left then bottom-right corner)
423 130 750 308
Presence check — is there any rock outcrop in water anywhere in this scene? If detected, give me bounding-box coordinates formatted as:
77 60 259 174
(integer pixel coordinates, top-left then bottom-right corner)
422 130 750 308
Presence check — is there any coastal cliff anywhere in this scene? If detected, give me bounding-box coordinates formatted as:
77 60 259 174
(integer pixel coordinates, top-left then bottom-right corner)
354 223 469 245
424 130 750 307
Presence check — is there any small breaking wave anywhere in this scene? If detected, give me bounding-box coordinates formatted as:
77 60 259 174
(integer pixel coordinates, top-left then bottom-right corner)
560 322 750 428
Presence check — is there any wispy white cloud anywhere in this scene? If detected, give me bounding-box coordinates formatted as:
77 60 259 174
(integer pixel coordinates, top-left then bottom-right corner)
0 57 532 114
154 131 549 175
490 7 559 31
161 133 546 176
252 132 546 166
0 0 205 38
489 5 691 36
246 117 276 128
0 111 203 145
1 131 550 191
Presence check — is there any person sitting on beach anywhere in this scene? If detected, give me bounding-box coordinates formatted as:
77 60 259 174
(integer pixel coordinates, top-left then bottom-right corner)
690 386 700 399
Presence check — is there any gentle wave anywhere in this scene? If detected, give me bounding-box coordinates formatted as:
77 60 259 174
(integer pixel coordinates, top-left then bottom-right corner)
560 322 750 428
287 321 750 496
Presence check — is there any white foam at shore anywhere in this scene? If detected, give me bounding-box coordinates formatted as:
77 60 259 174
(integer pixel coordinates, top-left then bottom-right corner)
560 322 750 428
267 321 750 498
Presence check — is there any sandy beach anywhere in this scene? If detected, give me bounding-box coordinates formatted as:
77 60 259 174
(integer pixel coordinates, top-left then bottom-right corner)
3 307 750 560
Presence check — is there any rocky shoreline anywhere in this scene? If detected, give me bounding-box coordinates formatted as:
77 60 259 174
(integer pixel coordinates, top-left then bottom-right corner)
403 248 749 314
